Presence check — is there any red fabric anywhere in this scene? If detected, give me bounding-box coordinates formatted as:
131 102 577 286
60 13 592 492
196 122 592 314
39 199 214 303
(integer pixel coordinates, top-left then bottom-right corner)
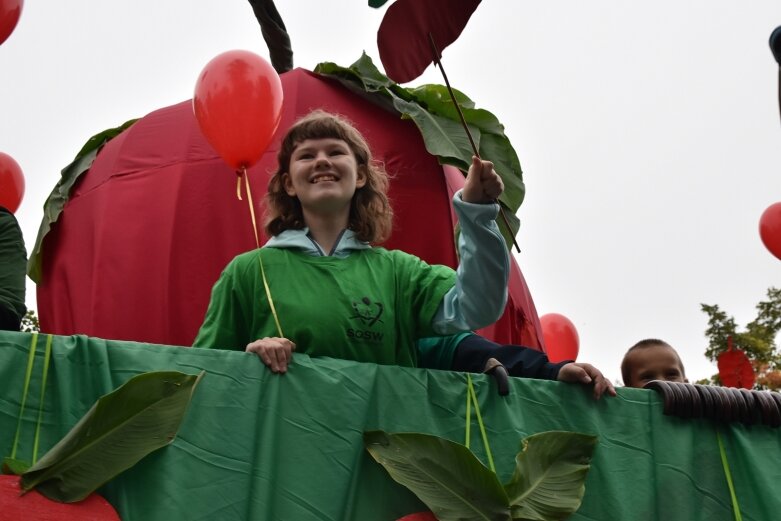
0 475 119 520
37 68 542 350
396 513 436 521
377 0 482 84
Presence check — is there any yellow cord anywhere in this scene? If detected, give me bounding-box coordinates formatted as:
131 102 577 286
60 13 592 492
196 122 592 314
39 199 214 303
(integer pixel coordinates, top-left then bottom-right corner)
466 374 496 473
238 168 284 338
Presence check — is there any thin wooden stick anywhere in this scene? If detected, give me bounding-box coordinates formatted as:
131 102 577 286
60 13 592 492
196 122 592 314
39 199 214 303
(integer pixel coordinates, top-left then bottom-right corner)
428 33 521 253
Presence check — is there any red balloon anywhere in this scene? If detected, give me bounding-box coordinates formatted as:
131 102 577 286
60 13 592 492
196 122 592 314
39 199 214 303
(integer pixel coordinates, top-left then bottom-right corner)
0 0 22 46
759 202 781 261
0 152 24 213
193 50 283 170
540 313 579 363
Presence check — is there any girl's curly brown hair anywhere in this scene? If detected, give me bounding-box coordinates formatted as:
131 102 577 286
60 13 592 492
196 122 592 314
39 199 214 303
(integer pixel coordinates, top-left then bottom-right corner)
265 110 393 244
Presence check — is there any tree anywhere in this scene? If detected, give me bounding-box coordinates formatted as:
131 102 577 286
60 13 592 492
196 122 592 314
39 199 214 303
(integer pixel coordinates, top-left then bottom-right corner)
699 287 781 390
20 309 40 333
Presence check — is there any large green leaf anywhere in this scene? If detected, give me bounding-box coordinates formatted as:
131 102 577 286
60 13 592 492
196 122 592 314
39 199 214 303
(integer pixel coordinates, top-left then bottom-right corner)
315 54 525 249
366 430 596 521
504 431 597 520
408 85 500 131
20 370 204 502
27 118 137 283
480 133 524 211
347 52 397 92
364 431 512 521
392 97 480 170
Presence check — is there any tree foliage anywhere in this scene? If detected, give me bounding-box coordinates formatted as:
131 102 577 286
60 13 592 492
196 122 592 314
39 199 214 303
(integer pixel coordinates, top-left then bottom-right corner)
700 287 781 389
20 309 40 333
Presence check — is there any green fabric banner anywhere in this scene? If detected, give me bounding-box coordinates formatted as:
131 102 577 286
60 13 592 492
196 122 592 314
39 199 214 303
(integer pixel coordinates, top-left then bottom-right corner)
0 330 779 520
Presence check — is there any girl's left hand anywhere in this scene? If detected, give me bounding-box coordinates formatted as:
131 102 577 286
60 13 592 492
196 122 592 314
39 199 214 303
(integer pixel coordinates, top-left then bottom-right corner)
462 156 504 204
246 337 296 374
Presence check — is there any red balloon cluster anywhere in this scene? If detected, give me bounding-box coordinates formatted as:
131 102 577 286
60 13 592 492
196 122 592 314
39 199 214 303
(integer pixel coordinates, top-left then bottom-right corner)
759 202 781 261
0 151 24 213
0 0 23 46
540 313 579 363
193 50 284 171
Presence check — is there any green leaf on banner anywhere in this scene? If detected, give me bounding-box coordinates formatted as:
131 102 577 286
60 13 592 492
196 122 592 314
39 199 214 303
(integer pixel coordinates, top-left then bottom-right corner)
505 431 598 520
27 118 137 283
364 431 512 521
2 457 30 475
315 53 525 250
365 430 597 521
20 370 204 502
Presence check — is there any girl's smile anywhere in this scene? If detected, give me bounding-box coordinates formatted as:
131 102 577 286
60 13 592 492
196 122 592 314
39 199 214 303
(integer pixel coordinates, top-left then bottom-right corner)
283 138 366 218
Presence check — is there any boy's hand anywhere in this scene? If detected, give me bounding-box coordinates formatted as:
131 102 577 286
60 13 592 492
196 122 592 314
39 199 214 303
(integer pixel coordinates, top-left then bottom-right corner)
558 363 617 400
246 337 296 373
462 156 504 204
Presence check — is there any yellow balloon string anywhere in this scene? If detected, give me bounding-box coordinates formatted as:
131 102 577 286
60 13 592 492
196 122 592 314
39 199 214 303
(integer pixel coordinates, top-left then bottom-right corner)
258 250 284 338
239 167 284 338
11 333 38 460
242 169 260 248
465 375 472 448
32 334 53 464
717 430 743 521
466 374 496 473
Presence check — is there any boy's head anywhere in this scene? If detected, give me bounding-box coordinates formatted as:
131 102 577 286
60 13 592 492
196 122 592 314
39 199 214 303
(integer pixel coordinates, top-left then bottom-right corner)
621 339 687 388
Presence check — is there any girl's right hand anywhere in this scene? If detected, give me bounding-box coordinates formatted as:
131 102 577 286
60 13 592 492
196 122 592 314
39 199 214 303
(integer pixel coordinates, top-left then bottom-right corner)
246 337 296 373
462 156 504 204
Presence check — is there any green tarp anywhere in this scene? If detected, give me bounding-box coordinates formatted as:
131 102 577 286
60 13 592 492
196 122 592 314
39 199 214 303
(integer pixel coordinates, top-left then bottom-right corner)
1 330 779 520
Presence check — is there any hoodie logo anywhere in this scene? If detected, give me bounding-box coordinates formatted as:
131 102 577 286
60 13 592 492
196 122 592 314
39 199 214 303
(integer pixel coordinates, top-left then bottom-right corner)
347 296 385 343
350 296 384 326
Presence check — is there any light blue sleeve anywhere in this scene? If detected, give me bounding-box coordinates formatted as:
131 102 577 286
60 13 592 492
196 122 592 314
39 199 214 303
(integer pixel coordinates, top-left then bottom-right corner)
431 190 510 334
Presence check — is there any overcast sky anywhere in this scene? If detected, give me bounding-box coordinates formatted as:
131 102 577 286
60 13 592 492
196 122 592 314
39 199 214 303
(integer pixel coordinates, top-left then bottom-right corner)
1 1 780 384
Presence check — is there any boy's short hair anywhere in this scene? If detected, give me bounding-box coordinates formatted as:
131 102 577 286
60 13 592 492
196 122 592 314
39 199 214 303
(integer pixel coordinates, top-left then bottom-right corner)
620 338 686 385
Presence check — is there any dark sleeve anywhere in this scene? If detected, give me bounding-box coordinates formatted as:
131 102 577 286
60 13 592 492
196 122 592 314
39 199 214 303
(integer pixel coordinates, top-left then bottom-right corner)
417 333 472 370
452 334 570 380
0 207 26 330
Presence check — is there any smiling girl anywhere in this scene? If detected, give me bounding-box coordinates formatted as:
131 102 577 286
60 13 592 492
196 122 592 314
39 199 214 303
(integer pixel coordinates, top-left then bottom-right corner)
194 110 510 373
